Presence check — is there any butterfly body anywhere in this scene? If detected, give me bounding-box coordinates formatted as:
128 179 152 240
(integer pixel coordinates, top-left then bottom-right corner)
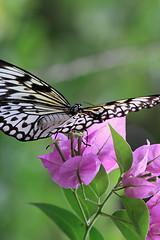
0 59 160 141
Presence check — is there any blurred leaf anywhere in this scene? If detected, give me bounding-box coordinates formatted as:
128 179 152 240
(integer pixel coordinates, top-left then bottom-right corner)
89 227 105 240
31 203 85 240
109 124 133 174
120 195 149 240
63 186 99 221
90 164 109 197
112 210 142 240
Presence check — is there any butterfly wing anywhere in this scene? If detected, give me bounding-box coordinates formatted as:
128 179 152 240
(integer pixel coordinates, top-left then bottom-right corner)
80 95 160 128
48 95 160 134
0 60 71 141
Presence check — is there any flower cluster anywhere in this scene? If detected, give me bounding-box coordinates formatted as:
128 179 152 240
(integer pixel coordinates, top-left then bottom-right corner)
38 116 160 239
38 117 126 188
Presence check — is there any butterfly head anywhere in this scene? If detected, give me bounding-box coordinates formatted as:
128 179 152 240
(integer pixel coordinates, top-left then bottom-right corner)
70 103 83 115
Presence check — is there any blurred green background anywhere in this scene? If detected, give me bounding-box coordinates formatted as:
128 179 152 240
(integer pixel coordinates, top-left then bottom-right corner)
0 0 160 239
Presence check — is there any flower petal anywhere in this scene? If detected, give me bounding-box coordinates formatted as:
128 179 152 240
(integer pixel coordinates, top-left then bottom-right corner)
146 145 160 174
39 152 100 188
79 153 100 185
123 177 160 198
86 117 126 147
84 117 126 173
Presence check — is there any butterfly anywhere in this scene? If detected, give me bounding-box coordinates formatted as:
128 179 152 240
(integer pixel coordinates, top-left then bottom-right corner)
0 59 159 141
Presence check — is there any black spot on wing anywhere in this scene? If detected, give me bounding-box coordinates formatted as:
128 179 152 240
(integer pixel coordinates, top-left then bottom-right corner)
3 112 10 115
22 122 28 128
23 94 36 100
11 100 20 104
16 75 31 82
31 83 52 92
7 89 18 94
3 106 11 110
5 82 18 87
11 116 18 121
0 116 4 121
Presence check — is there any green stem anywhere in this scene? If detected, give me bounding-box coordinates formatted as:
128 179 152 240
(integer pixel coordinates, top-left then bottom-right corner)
73 189 88 225
78 135 82 155
54 141 66 162
84 210 101 240
70 135 75 157
100 212 132 225
83 177 122 238
83 190 113 239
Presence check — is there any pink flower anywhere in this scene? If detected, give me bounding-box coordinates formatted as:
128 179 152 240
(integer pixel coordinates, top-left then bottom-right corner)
122 141 160 199
84 117 126 173
39 151 100 188
146 191 160 240
38 117 126 188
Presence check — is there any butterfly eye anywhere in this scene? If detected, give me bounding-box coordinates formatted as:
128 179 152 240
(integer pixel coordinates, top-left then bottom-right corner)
70 103 83 114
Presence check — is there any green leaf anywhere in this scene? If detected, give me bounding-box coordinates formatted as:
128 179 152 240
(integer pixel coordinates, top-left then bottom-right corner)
77 185 99 219
108 168 120 190
89 164 109 197
63 186 98 221
109 124 133 173
89 227 105 240
120 195 149 240
112 210 142 240
63 188 85 222
31 203 85 240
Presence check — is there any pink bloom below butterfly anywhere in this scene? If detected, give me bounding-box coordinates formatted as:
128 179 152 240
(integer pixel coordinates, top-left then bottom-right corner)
38 117 126 188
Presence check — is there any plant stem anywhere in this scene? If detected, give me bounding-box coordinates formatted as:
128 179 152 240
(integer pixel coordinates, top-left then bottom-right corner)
78 136 82 155
100 212 132 225
83 178 122 239
83 210 101 240
54 141 66 162
73 189 88 225
70 136 75 157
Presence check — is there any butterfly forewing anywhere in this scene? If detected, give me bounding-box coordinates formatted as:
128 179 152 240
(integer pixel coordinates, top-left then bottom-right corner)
0 60 71 141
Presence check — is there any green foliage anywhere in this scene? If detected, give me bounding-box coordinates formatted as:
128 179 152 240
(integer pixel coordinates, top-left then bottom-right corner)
120 196 149 240
112 210 142 240
31 203 85 240
89 164 109 197
109 124 133 174
112 196 149 240
89 227 105 240
63 186 98 221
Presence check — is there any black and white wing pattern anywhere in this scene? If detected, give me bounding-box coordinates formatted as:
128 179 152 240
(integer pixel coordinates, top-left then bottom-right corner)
0 59 160 141
57 95 160 133
0 60 72 141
